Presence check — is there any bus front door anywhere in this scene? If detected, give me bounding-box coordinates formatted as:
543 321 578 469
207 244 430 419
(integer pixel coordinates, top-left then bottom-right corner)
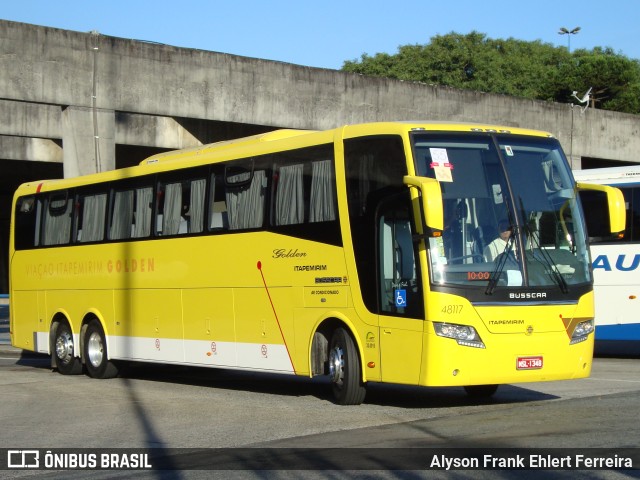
376 195 424 385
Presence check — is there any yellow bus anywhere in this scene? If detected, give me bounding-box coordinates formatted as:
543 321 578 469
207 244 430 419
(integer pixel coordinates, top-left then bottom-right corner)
9 122 624 404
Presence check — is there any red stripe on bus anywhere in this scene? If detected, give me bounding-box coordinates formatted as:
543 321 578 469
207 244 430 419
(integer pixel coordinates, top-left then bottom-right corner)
257 261 295 372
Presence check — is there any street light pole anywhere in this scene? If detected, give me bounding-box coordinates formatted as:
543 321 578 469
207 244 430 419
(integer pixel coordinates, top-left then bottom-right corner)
558 26 581 53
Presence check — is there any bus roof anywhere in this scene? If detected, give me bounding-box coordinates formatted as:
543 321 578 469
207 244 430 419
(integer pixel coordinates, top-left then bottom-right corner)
139 129 318 166
573 166 640 185
140 121 555 166
14 121 557 195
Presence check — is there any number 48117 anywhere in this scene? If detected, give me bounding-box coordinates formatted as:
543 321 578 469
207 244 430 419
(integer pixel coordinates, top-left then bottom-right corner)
441 304 463 314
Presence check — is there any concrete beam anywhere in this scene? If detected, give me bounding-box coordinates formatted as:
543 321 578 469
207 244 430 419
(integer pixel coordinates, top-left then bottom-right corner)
0 136 62 162
1 19 639 168
115 112 201 149
0 99 62 139
0 98 204 153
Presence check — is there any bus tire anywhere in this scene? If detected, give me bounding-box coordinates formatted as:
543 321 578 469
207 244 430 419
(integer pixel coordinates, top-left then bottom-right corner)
53 321 83 375
328 327 366 405
83 320 118 379
464 384 498 398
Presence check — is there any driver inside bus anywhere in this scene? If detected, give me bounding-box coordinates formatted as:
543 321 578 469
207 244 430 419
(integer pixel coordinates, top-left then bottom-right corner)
484 219 512 261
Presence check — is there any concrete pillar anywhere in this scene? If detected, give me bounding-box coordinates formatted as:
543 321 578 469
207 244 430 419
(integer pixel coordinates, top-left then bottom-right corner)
62 106 115 178
569 156 582 170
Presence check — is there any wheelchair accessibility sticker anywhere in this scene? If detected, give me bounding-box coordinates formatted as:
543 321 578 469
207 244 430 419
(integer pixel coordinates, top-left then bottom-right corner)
395 289 407 307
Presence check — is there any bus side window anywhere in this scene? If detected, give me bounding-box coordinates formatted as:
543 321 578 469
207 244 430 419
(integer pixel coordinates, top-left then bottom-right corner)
156 176 207 236
271 153 336 227
43 192 72 246
110 189 134 240
579 189 622 243
13 196 40 250
108 186 153 241
156 182 182 236
185 178 206 234
77 193 107 243
208 173 229 231
225 166 267 230
132 187 153 238
273 163 305 226
309 159 336 222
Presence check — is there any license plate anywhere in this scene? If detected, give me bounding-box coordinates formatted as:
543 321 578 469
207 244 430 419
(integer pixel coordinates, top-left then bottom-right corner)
517 356 543 370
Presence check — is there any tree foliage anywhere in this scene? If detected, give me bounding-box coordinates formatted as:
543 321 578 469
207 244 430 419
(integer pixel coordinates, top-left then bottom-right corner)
341 32 640 114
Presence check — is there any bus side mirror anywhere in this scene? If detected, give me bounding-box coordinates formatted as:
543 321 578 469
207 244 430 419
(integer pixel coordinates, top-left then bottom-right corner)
403 175 444 231
577 182 626 238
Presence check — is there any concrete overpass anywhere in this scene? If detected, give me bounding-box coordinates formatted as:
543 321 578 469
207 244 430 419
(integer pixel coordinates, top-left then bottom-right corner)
1 19 639 293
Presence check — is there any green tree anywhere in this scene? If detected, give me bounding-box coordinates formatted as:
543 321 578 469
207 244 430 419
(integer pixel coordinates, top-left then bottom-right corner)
342 32 640 114
561 48 640 113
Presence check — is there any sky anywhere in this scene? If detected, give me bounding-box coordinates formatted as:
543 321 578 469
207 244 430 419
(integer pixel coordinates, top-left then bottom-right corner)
2 1 639 70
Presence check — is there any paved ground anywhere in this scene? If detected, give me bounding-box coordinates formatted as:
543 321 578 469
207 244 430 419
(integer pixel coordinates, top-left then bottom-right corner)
0 298 11 352
1 298 638 478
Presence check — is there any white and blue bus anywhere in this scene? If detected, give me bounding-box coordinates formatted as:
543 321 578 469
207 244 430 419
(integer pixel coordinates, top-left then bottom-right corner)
574 166 640 356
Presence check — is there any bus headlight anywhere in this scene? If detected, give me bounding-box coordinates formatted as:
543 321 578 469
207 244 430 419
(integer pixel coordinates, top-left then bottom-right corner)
570 319 594 345
433 322 485 349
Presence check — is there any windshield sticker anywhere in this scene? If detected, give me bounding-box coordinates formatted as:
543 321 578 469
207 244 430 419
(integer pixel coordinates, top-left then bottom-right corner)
504 145 514 156
429 148 453 182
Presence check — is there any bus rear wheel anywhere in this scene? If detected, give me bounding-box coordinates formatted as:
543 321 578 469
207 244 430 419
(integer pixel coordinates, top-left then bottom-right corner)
328 327 366 405
83 320 118 379
53 321 83 375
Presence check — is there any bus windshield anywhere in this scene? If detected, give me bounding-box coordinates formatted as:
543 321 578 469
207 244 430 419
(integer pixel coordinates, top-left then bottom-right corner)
412 132 591 291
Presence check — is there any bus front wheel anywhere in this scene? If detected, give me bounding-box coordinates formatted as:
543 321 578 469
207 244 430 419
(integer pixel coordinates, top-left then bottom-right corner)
53 321 83 375
83 320 118 379
328 328 366 405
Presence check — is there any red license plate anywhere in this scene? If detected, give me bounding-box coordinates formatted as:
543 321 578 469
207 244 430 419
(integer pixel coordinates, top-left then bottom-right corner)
517 356 543 370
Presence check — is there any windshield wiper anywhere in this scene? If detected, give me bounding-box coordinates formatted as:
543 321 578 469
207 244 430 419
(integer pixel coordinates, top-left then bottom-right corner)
526 225 569 294
485 228 517 295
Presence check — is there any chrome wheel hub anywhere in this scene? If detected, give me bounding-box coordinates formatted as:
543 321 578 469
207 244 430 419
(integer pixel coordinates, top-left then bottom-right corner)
328 346 344 384
55 331 73 365
87 332 104 368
